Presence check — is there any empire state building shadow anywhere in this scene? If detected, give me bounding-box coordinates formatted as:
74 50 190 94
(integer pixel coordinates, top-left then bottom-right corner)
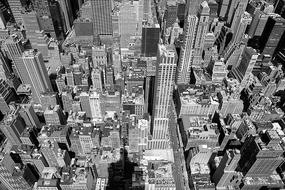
106 148 145 190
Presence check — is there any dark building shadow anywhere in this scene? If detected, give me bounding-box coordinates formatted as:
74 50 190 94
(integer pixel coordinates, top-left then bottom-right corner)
106 148 144 190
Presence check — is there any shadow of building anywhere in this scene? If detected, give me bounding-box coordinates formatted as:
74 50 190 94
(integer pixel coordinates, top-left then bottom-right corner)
106 148 144 190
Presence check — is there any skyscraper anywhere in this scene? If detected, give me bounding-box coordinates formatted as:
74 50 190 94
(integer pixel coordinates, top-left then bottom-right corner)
7 0 23 24
219 0 230 19
230 0 248 33
238 133 284 177
91 68 103 92
185 0 205 16
0 154 31 190
44 105 65 125
165 0 177 29
22 50 53 104
0 107 26 146
32 0 65 41
91 0 112 36
231 12 252 47
21 11 50 59
213 149 241 189
141 23 160 57
0 79 16 114
211 60 227 84
232 47 258 91
4 34 25 82
61 88 73 113
19 103 40 128
118 1 137 48
177 15 198 84
79 91 92 118
223 12 251 60
259 15 285 57
91 45 107 68
0 51 11 80
151 44 177 149
22 11 41 33
193 1 210 66
58 0 74 32
248 10 268 38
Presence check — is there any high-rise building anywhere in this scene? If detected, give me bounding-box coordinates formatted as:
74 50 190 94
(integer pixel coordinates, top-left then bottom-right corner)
21 50 53 104
0 154 31 190
185 0 205 16
58 0 74 32
91 45 107 68
141 23 160 57
165 0 177 29
177 1 186 22
32 0 65 41
275 0 285 17
19 103 40 128
79 91 92 118
223 12 251 61
238 133 284 177
7 0 23 24
4 34 25 82
177 15 198 84
213 149 241 189
48 0 66 40
0 107 26 146
0 79 16 114
259 15 285 57
89 90 102 120
226 43 246 69
208 0 218 22
193 1 210 66
44 105 65 125
118 1 138 48
20 127 39 146
91 68 102 92
0 2 8 29
211 60 227 84
0 51 12 80
232 47 258 91
61 88 73 113
231 12 252 47
29 31 50 59
112 45 121 75
22 11 41 34
91 0 112 36
150 44 177 149
105 66 114 89
218 0 230 19
230 0 249 33
73 17 93 37
55 74 66 93
40 141 59 167
22 11 50 58
129 127 139 153
248 10 269 38
217 90 244 117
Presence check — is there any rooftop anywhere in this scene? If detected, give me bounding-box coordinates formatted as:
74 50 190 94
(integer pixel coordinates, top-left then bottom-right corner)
243 174 283 186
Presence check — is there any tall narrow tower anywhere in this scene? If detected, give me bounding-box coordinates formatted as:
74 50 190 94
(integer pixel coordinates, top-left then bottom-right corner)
177 15 198 84
22 50 53 104
193 1 210 66
150 44 177 149
230 0 249 33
